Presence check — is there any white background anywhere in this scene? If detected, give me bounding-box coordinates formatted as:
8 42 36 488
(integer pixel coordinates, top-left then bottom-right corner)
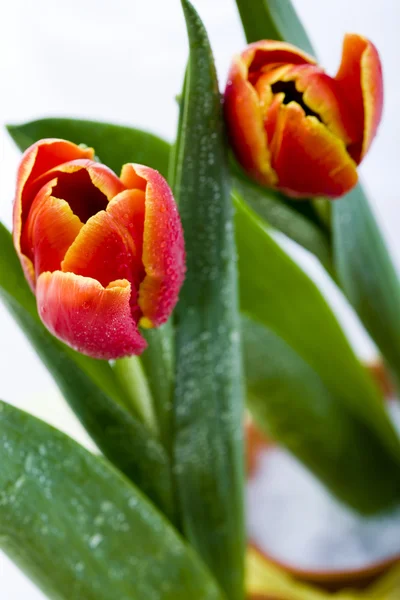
0 0 399 597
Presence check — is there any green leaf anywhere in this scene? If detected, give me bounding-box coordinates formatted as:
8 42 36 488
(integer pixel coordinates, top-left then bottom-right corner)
243 315 400 513
333 184 400 390
0 223 123 406
7 118 170 178
0 224 174 518
232 172 333 273
0 401 224 600
234 0 315 55
234 192 400 460
172 1 245 598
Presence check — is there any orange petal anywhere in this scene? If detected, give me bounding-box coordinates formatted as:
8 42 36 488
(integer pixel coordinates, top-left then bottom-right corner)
13 140 94 280
225 56 277 187
21 178 83 281
36 272 147 359
270 102 358 198
62 211 134 289
121 164 185 328
335 34 383 162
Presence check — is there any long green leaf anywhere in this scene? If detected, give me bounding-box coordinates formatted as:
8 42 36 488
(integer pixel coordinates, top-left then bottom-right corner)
7 118 170 178
333 184 400 390
234 0 315 54
235 193 400 459
243 315 400 513
172 1 245 598
0 224 174 517
0 401 224 600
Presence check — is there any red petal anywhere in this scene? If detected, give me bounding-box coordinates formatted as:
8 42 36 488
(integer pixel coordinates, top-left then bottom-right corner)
36 271 147 359
225 57 277 187
21 178 83 281
270 102 358 198
13 140 94 284
121 164 185 327
335 34 383 162
241 40 315 80
283 64 360 145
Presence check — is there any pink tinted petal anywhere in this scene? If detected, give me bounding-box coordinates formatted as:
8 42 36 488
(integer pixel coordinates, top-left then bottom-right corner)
36 271 147 359
121 164 185 327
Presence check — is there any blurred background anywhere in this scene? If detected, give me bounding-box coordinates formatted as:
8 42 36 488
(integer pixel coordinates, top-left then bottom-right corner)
0 0 399 597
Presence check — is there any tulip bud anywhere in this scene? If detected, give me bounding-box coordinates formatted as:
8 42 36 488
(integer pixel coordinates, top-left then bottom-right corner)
224 35 383 198
13 139 185 359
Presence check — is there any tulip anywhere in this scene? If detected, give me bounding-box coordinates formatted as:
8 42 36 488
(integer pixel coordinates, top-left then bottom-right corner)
13 139 185 359
224 35 383 198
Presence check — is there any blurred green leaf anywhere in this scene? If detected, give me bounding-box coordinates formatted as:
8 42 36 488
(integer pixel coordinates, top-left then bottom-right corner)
243 315 400 513
333 184 400 391
232 172 333 273
234 0 315 55
235 193 400 460
7 118 170 178
0 400 224 600
171 1 245 598
0 223 174 517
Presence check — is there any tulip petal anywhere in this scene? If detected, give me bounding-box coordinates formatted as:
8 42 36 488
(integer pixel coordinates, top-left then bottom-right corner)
62 211 134 289
225 57 278 187
335 34 383 162
13 139 94 283
270 102 358 198
121 164 185 327
21 178 83 281
241 40 315 77
282 65 360 145
107 189 146 288
36 271 147 359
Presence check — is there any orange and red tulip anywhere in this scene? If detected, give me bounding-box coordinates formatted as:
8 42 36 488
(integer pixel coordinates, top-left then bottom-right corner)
13 139 185 359
224 35 383 198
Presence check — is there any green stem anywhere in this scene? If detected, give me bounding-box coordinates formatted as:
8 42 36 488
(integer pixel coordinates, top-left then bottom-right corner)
113 357 159 436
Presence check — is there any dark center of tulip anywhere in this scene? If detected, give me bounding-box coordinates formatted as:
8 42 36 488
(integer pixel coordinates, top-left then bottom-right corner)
52 169 109 223
271 80 322 122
